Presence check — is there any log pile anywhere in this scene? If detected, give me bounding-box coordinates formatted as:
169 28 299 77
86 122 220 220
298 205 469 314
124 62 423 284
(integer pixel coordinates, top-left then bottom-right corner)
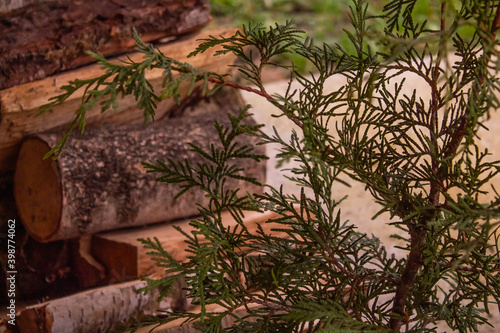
0 1 276 332
0 27 237 175
14 90 265 242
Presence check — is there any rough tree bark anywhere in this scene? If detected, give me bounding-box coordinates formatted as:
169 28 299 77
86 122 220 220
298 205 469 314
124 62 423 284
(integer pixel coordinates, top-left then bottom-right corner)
0 0 211 90
0 0 40 12
14 88 266 242
17 282 257 333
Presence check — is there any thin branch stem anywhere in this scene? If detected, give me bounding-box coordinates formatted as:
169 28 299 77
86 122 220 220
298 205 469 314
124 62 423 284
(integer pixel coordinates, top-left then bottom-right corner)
389 5 451 329
389 226 426 331
209 77 305 129
209 77 274 100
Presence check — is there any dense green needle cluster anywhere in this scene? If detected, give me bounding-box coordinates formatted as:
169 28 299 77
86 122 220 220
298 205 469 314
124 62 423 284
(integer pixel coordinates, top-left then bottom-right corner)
42 0 500 332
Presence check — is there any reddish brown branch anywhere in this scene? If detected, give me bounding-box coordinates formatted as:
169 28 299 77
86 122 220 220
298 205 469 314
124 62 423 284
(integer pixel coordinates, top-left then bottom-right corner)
389 7 450 326
491 2 500 38
440 2 447 31
209 77 274 100
247 296 289 312
209 76 305 129
389 4 500 330
389 227 426 331
429 2 447 207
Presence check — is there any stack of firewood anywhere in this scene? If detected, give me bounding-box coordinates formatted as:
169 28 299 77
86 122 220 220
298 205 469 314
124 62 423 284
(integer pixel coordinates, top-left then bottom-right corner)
0 1 275 332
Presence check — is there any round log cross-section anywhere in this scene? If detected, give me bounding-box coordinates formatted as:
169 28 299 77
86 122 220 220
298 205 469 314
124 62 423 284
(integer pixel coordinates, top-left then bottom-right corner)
15 139 63 240
14 90 266 242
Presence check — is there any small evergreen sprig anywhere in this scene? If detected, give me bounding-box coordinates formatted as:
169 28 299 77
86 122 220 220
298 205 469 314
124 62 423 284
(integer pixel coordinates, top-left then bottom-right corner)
44 0 500 332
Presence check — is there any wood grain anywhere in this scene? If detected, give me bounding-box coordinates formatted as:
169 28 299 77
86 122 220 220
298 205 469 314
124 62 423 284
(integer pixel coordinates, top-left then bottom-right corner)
92 210 289 283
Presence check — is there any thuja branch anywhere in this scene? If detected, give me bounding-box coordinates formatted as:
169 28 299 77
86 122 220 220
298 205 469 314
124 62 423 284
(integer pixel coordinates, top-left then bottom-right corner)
388 8 449 330
443 1 500 159
39 1 500 332
385 2 500 330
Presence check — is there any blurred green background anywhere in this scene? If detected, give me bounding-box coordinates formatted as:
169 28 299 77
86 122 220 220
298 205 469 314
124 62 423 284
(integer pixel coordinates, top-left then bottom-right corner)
208 0 451 74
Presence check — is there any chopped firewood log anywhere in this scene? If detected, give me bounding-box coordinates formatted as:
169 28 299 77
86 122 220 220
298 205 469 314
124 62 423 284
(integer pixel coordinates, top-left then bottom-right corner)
17 285 257 333
14 88 266 242
91 210 289 284
0 28 237 174
0 0 211 90
16 278 167 333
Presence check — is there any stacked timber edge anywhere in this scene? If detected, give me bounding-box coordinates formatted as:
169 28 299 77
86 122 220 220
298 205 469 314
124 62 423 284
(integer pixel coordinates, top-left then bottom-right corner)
0 28 238 175
0 0 211 90
14 87 266 242
16 279 165 333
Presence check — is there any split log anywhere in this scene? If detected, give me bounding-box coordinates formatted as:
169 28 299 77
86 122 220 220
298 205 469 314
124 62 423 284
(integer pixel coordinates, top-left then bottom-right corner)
72 235 107 289
0 28 237 174
16 278 167 333
91 210 289 284
0 0 211 90
14 88 266 242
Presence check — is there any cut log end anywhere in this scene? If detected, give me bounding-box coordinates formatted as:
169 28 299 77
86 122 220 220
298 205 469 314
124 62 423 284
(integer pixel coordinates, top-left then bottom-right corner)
14 137 62 242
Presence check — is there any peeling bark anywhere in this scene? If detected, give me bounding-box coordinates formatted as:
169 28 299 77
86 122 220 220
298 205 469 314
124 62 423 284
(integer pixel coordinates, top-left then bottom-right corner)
0 0 211 90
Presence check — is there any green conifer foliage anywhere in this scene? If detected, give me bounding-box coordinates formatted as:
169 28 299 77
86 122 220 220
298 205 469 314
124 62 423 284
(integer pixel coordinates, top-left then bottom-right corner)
41 0 500 331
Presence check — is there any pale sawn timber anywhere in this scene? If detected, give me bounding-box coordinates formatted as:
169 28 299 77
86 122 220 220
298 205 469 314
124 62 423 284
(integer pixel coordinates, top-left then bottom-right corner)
14 88 266 242
91 210 290 284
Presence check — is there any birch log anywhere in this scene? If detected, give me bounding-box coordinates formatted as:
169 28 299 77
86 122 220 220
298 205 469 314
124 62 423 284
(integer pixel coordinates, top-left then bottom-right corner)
16 279 165 333
14 89 266 242
17 286 255 333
